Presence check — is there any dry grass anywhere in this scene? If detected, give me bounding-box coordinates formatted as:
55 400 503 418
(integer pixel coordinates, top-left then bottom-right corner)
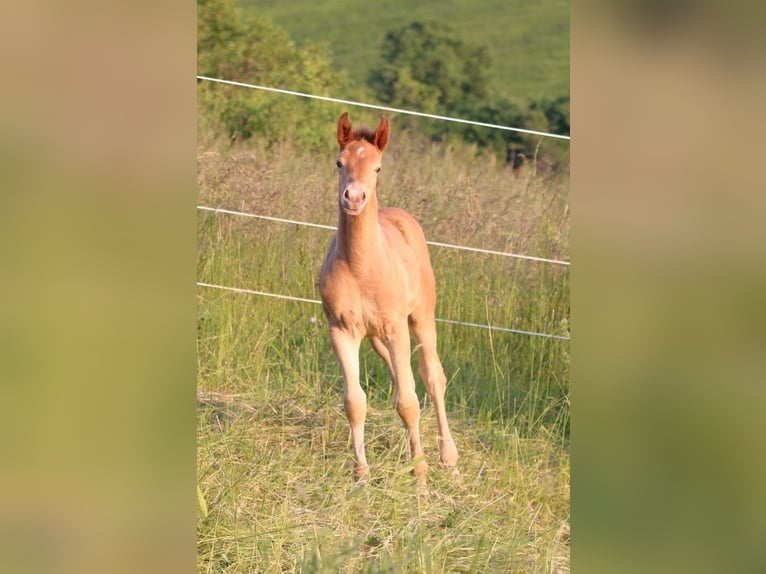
197 389 569 573
197 129 569 572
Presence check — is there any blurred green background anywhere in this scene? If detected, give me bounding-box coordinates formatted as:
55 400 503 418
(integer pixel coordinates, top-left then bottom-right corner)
2 1 765 573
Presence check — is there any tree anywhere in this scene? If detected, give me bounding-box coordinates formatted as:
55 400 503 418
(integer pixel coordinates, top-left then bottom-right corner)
367 21 562 169
450 96 542 159
368 21 491 114
197 0 344 146
532 95 570 137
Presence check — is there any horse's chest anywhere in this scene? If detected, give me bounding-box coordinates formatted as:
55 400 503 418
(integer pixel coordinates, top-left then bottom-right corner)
320 264 411 338
333 305 390 338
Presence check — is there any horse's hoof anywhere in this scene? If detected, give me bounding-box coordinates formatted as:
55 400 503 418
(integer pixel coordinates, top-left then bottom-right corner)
413 459 429 479
354 466 371 485
439 440 459 468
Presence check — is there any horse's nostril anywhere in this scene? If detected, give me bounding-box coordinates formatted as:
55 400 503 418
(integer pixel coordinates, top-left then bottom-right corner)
343 188 366 205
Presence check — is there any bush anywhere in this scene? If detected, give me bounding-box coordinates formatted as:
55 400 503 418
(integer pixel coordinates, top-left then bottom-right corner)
367 20 569 171
197 0 345 148
368 21 491 114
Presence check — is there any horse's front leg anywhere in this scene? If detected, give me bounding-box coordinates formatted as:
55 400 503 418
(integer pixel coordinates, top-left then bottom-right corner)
329 326 368 481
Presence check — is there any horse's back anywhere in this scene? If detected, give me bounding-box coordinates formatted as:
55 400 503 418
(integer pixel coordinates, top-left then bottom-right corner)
379 207 427 252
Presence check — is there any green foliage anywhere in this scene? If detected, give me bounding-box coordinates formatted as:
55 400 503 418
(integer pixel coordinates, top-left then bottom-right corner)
369 21 491 113
197 0 345 147
366 20 568 170
449 96 542 155
198 1 569 168
443 95 569 172
534 94 570 137
236 0 569 102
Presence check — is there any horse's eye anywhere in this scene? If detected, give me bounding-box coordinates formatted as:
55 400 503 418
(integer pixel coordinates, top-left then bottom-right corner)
375 166 382 173
336 160 342 168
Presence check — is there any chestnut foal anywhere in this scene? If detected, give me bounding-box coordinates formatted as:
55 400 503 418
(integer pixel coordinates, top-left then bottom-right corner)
319 112 458 481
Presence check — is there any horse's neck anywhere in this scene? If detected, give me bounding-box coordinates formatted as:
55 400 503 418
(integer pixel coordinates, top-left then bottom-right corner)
337 198 381 269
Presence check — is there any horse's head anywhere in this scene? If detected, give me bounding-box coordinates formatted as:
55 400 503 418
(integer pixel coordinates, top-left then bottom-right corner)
335 112 389 216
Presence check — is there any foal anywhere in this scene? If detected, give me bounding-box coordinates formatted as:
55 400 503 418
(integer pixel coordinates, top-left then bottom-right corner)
319 112 458 481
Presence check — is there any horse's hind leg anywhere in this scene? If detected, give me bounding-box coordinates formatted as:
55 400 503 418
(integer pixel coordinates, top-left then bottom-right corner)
369 336 395 383
371 335 406 409
410 312 458 468
383 325 428 479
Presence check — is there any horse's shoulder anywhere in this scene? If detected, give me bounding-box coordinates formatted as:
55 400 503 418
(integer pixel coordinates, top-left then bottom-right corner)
380 206 414 223
379 207 423 238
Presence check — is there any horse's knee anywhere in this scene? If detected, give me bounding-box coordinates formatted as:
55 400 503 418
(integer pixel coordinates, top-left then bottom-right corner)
344 387 367 423
395 393 420 426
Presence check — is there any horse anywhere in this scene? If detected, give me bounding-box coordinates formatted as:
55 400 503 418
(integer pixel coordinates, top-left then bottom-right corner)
319 112 458 482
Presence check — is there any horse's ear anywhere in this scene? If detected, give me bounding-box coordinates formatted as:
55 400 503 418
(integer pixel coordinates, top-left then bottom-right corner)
337 112 353 149
374 116 390 152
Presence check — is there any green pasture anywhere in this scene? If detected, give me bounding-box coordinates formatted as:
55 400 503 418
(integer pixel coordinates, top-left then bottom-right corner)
236 0 569 101
197 126 569 571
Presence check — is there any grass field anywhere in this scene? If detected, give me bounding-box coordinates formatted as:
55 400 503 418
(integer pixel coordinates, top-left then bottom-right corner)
196 119 569 571
236 0 569 101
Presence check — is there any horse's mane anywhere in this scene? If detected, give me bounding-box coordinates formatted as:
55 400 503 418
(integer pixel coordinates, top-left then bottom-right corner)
352 127 376 144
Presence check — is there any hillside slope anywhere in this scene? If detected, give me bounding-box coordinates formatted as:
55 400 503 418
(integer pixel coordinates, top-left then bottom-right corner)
237 0 569 101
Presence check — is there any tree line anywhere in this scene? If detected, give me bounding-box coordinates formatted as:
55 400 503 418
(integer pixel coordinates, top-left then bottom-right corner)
198 0 569 170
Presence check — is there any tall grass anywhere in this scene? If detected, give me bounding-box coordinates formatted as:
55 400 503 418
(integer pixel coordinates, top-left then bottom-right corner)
197 127 569 572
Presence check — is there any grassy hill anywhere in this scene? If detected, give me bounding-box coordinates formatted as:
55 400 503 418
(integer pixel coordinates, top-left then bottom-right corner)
236 0 569 102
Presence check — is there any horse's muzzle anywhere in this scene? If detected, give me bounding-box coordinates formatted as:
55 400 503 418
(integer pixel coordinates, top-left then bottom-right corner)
341 185 367 214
